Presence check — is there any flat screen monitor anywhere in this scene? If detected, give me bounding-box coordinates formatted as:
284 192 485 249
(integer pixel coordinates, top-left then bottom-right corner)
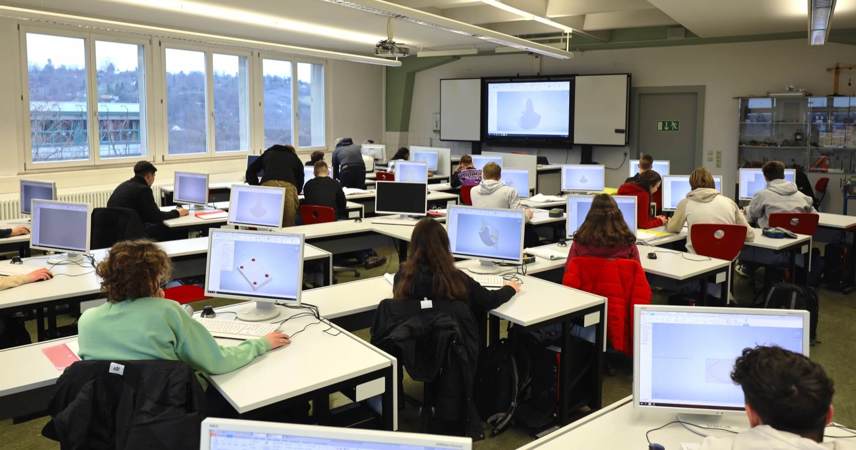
173 171 209 207
20 180 56 215
246 155 263 181
566 194 637 237
661 175 723 211
561 164 605 192
200 418 472 450
411 150 439 171
502 169 530 198
738 168 796 200
205 229 304 321
472 155 503 171
361 144 387 163
375 181 427 217
634 305 809 416
629 160 671 177
395 161 429 184
484 79 571 143
30 200 90 258
227 185 285 229
447 205 525 272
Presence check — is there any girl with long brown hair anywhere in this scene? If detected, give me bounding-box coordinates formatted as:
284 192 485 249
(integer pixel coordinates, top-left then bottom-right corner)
569 194 640 261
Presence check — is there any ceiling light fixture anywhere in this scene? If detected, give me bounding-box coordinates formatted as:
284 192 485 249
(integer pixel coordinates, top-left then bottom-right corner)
478 0 601 41
809 0 837 45
0 5 401 67
417 48 479 57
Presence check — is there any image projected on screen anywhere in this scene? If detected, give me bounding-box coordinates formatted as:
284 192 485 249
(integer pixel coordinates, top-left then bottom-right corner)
562 165 605 192
502 170 529 198
637 308 806 411
566 195 637 237
448 208 524 262
229 187 283 228
396 161 428 184
175 173 208 205
487 81 570 137
21 182 55 215
33 204 88 252
208 235 301 301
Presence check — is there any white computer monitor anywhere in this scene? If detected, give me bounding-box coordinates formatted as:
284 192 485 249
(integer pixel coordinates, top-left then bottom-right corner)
634 305 809 416
502 169 530 198
205 228 304 321
629 159 671 177
173 171 209 208
375 181 427 217
227 185 286 229
20 179 56 216
361 144 387 163
30 199 91 264
411 149 439 171
472 155 503 171
738 168 796 200
395 161 429 184
200 418 472 450
661 175 723 211
561 164 606 193
447 205 525 273
566 194 637 238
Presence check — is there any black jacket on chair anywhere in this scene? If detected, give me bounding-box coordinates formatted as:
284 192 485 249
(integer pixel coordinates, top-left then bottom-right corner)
42 360 206 450
107 176 179 226
91 207 146 249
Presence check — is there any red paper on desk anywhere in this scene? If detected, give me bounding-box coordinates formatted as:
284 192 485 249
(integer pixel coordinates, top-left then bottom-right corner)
42 344 80 371
195 210 227 220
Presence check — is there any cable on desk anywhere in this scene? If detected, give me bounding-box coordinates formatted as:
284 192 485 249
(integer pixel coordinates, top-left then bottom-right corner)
646 419 737 444
826 423 856 439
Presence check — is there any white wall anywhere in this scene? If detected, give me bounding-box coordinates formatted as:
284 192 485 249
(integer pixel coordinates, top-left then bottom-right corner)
399 39 856 194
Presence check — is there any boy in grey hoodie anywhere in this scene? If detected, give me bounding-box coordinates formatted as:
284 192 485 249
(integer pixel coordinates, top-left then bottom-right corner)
745 161 815 229
470 162 534 220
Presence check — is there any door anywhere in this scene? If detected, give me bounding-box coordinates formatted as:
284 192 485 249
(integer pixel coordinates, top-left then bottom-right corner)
634 88 705 175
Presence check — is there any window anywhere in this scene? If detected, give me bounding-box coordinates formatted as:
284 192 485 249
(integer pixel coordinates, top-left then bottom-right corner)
165 48 207 155
263 58 292 148
95 41 146 159
26 33 89 163
297 62 325 147
213 53 250 152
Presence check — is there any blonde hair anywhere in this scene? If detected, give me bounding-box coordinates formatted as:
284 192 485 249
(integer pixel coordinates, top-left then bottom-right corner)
689 167 715 190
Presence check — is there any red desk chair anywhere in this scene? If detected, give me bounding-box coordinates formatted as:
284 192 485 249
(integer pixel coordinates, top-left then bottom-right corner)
163 285 207 305
459 185 474 206
299 205 359 280
690 224 749 305
814 177 829 210
376 171 395 181
768 213 819 236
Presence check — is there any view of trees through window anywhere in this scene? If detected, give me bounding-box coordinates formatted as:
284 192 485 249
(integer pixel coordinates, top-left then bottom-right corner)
263 58 292 148
213 54 249 152
96 40 146 159
166 48 207 155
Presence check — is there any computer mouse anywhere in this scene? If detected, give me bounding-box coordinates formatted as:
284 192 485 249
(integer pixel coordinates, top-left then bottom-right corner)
201 305 217 318
647 252 657 260
649 444 665 450
10 256 23 264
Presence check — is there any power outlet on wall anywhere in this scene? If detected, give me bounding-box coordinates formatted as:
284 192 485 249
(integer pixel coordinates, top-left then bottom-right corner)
715 150 722 168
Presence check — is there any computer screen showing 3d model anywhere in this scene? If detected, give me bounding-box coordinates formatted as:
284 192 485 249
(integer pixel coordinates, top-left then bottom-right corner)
561 164 606 192
227 185 286 229
447 206 525 272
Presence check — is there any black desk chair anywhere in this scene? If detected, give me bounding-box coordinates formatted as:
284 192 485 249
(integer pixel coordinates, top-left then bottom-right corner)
91 207 146 249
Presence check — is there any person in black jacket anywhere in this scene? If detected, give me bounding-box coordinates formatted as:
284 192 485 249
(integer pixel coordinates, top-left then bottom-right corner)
246 144 304 227
107 161 188 241
331 137 366 189
302 161 346 219
305 150 324 167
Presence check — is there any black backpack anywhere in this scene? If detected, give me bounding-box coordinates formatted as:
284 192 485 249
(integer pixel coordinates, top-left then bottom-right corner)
764 283 819 343
474 338 519 436
822 243 849 289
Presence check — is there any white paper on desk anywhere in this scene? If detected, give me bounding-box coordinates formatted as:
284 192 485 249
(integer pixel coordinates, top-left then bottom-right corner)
343 188 369 195
383 273 395 285
529 194 564 203
525 246 568 260
530 209 551 220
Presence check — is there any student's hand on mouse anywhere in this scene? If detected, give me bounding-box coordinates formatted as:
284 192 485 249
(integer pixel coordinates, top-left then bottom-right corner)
176 207 189 217
265 331 291 350
504 279 522 293
524 208 534 220
657 215 668 224
10 226 30 236
26 268 53 283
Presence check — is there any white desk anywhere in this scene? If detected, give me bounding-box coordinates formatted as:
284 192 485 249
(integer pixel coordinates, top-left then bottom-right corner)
162 206 228 229
819 212 856 230
0 221 31 255
519 396 854 449
818 212 856 291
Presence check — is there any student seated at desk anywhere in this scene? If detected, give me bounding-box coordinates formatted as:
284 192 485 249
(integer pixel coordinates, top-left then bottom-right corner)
0 267 52 291
78 241 289 377
108 161 188 241
701 346 853 450
247 144 305 227
471 163 538 246
746 160 815 229
386 147 409 173
0 226 29 239
305 150 324 167
451 155 482 189
666 167 754 253
568 194 639 261
617 170 668 229
302 161 346 219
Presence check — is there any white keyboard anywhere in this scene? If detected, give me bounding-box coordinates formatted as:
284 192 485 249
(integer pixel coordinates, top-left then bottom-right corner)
469 274 505 288
196 318 280 339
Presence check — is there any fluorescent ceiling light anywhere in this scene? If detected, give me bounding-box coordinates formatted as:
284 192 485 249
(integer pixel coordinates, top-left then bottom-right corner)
417 48 478 57
480 0 573 33
0 5 400 67
809 0 836 46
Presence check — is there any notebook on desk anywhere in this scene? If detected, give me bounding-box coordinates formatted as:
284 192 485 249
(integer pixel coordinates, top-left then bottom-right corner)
636 229 672 243
195 210 228 220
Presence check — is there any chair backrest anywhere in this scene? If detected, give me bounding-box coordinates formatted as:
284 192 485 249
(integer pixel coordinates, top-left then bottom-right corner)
689 224 748 261
91 207 145 249
815 177 829 193
376 171 395 181
163 284 206 305
768 213 819 236
362 154 375 172
299 205 336 224
536 156 549 165
460 184 474 206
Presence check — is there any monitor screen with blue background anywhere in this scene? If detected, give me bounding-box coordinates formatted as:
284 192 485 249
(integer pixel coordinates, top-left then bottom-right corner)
501 169 530 198
738 168 796 199
411 150 439 171
472 155 504 171
561 164 605 192
566 194 637 237
447 206 525 263
395 161 429 184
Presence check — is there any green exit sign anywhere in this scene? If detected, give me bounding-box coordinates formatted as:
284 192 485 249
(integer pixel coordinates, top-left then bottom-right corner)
657 120 680 132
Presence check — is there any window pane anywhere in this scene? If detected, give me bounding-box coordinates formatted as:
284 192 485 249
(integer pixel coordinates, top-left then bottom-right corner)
166 48 207 154
297 62 325 148
263 59 292 147
26 33 89 163
213 54 249 152
96 41 146 159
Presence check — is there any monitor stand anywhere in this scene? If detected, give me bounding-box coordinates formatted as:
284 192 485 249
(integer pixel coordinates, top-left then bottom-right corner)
468 259 505 274
676 413 725 428
185 203 208 211
47 253 86 266
237 301 282 322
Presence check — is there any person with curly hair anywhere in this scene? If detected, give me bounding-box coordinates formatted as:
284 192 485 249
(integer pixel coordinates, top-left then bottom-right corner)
77 240 290 375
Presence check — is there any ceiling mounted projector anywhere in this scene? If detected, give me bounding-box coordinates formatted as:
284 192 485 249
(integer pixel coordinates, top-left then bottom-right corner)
375 39 410 58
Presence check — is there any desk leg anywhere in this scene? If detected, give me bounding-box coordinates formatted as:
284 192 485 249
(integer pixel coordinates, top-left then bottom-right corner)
382 366 395 431
847 231 856 292
46 304 58 339
698 279 708 307
35 307 46 342
313 392 331 425
321 258 332 287
559 320 571 425
591 304 605 411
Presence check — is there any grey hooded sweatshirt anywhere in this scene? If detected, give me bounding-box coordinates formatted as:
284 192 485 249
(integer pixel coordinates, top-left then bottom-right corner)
471 179 521 210
666 188 754 253
746 179 815 229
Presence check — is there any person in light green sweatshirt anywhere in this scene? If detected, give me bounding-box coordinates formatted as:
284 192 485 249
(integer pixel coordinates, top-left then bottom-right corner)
77 240 290 376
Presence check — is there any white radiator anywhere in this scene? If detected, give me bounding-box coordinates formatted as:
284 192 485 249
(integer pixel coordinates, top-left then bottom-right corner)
0 186 163 221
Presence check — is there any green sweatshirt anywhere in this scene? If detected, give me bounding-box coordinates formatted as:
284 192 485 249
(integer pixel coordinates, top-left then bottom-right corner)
78 297 271 375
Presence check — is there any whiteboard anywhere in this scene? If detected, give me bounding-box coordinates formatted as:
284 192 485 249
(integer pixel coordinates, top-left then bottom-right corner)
440 78 481 141
573 74 630 146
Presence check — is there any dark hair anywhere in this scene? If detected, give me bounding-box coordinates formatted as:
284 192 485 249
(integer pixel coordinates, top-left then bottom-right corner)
267 144 296 154
314 160 329 176
310 150 324 163
573 194 636 248
732 346 834 442
133 161 157 177
394 219 468 301
391 147 409 161
633 170 662 192
456 154 473 172
763 161 786 181
97 240 172 303
336 137 354 147
482 162 501 180
639 154 653 171
689 167 716 190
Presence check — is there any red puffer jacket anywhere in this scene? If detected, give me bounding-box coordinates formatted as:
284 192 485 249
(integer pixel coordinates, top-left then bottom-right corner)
617 182 663 229
562 256 652 355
